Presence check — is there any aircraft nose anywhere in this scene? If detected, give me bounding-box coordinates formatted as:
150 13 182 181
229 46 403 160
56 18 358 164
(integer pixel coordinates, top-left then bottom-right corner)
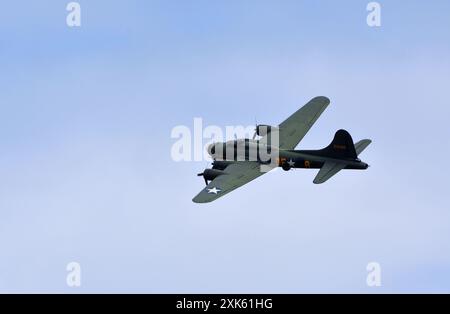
207 143 216 156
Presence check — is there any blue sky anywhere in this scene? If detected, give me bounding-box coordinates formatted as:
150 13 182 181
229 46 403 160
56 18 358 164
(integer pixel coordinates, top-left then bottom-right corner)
1 0 450 293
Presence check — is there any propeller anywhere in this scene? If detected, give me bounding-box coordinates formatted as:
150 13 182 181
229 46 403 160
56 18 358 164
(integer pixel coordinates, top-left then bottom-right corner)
197 172 208 185
252 117 258 140
197 162 211 186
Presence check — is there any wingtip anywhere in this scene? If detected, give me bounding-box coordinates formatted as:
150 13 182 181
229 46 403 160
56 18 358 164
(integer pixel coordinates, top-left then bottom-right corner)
312 96 331 105
192 197 211 204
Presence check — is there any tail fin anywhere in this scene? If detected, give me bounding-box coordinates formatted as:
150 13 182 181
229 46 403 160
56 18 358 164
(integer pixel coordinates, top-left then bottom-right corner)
320 129 357 159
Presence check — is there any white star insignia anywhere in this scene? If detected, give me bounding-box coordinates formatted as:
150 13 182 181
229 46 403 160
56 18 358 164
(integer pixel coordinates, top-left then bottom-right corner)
207 187 221 194
287 159 295 167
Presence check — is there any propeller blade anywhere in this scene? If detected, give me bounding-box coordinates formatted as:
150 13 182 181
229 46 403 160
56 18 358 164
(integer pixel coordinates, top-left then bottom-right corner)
197 172 208 185
253 117 258 140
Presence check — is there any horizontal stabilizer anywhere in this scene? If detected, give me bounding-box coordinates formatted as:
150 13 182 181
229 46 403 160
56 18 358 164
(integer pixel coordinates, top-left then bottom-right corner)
313 161 347 184
354 139 372 156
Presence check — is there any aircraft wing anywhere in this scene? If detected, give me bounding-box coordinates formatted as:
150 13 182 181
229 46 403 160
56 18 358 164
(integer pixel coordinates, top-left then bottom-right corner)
192 162 267 203
313 161 347 184
278 96 330 149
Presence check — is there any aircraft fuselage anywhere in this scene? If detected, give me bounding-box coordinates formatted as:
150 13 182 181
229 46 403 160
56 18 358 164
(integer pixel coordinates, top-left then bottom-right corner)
208 139 369 171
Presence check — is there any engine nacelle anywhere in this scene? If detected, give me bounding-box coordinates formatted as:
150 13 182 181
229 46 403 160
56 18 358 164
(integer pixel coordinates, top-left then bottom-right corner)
212 160 233 170
201 169 225 181
256 124 279 136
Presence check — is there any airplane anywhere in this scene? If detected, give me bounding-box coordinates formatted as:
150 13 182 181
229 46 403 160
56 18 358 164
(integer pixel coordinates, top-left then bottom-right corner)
193 96 371 203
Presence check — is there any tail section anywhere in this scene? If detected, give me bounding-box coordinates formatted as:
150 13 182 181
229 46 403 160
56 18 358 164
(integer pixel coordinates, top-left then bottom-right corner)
320 129 357 159
312 130 371 184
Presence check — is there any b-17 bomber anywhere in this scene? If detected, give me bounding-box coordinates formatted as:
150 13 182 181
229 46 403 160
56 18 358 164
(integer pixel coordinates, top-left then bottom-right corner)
193 96 371 203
